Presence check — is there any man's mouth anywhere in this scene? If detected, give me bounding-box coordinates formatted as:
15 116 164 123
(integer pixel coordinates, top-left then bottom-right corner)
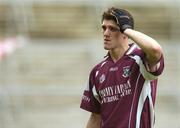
104 38 111 42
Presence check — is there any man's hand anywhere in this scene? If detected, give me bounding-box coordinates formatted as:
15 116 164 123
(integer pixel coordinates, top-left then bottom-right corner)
111 9 134 33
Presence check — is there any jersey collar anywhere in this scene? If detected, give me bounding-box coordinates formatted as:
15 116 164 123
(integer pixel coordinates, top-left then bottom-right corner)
104 43 137 60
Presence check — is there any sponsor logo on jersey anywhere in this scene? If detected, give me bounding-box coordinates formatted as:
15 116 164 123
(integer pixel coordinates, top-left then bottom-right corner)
99 74 105 84
98 80 132 104
82 94 90 102
122 66 131 78
109 67 118 72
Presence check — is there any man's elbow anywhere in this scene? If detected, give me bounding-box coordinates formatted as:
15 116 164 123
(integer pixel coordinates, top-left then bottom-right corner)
147 44 163 65
152 44 163 61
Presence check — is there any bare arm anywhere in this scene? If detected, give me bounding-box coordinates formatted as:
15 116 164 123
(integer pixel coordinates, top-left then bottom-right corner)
86 113 101 128
124 29 163 71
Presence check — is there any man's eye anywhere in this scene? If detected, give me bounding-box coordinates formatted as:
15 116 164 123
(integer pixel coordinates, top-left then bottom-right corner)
101 26 119 32
109 27 119 32
102 26 106 31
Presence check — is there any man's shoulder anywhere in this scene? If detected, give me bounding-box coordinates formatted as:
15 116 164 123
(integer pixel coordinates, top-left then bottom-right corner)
126 44 144 57
90 56 109 74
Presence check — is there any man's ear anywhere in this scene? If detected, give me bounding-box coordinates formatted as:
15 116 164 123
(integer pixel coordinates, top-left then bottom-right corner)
123 34 128 39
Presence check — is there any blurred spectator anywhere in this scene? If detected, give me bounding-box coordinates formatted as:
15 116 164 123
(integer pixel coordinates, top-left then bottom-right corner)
0 36 26 61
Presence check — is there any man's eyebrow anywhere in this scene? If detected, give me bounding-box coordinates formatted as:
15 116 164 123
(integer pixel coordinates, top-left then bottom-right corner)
101 25 107 29
101 24 117 27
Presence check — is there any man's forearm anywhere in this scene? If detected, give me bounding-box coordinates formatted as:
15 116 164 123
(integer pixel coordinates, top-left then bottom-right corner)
124 28 163 65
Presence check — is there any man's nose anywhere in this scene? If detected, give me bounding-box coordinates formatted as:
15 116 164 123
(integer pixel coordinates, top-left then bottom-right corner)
104 28 110 36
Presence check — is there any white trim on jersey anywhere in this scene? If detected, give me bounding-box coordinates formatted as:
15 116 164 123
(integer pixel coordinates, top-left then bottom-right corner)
136 81 154 128
128 73 141 128
101 61 107 68
95 71 99 78
126 43 137 55
148 88 155 128
130 55 158 80
92 85 101 103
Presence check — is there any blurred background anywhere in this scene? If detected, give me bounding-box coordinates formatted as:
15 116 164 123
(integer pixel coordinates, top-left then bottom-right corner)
0 0 180 128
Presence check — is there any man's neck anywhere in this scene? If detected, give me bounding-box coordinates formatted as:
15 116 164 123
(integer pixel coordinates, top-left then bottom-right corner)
109 45 129 63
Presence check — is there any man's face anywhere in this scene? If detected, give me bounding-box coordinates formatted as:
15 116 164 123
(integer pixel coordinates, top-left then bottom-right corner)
102 19 124 50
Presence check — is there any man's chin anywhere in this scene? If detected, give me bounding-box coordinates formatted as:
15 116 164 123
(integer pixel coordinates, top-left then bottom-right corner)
104 46 111 50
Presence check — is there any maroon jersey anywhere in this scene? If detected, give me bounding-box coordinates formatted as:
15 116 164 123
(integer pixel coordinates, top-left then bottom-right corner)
80 44 164 128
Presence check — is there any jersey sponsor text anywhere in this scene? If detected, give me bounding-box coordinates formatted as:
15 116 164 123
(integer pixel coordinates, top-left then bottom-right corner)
99 80 132 103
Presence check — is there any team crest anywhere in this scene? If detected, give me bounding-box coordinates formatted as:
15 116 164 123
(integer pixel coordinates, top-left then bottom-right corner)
99 74 105 83
122 66 131 78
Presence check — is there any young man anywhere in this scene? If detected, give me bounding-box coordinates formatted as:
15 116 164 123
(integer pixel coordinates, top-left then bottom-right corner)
80 7 164 128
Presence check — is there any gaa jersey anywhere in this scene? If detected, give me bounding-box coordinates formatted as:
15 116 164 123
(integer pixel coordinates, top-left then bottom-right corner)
80 43 164 128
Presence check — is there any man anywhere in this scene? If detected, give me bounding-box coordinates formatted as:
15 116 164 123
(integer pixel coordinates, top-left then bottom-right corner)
80 7 164 128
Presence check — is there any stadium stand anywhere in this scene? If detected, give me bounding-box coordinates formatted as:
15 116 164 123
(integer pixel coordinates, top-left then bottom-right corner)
0 1 180 39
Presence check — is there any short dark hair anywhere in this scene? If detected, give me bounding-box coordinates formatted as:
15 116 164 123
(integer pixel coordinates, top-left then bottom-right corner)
101 7 134 29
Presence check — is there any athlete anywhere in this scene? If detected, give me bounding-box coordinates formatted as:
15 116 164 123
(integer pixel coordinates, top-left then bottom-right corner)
80 7 164 128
